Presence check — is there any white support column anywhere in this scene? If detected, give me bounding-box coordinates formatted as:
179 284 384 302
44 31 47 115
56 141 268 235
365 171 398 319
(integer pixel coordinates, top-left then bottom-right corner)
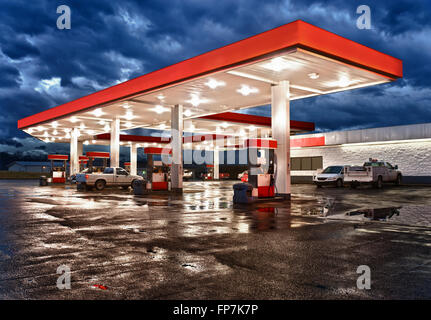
70 128 79 176
77 141 83 157
171 104 183 192
213 146 219 180
130 143 137 175
110 118 120 168
271 80 291 199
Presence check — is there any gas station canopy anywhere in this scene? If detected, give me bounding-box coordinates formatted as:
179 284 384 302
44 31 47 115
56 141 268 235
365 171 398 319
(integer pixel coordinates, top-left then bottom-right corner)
18 20 402 143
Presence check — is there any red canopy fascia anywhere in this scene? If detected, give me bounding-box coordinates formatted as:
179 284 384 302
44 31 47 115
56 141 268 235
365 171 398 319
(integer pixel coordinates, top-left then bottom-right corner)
17 20 402 129
144 147 172 155
86 151 110 158
199 112 315 131
48 154 68 161
96 133 170 143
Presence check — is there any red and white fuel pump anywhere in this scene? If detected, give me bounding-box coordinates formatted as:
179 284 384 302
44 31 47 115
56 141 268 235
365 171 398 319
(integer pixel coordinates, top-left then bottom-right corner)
86 151 110 173
144 147 172 191
233 139 277 203
47 154 68 184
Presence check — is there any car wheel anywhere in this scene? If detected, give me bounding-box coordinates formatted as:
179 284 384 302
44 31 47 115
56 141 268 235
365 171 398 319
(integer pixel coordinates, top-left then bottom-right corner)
376 176 383 189
131 179 137 189
95 180 106 191
336 179 343 188
395 174 402 186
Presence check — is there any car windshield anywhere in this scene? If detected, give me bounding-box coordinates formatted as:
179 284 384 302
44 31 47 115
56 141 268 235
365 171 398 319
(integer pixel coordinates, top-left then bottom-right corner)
322 166 343 174
103 168 114 174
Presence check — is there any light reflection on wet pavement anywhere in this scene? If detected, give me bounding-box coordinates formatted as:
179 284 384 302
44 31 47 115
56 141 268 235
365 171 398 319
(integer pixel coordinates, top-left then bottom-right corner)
0 180 430 299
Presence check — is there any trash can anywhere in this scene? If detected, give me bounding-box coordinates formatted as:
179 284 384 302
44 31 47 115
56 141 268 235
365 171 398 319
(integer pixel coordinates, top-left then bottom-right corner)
39 176 48 186
133 179 145 195
233 183 253 204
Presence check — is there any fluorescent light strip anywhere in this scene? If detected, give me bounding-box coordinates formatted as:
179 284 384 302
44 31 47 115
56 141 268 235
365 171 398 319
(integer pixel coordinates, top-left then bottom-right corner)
227 70 276 84
290 84 323 94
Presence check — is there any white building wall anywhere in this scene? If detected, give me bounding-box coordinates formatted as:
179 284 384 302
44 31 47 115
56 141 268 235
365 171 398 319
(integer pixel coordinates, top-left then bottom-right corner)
291 139 431 176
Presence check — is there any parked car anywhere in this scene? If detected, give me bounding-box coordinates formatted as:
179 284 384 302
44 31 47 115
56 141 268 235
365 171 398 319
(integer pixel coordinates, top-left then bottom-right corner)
313 165 346 187
220 173 230 179
183 169 193 181
344 159 402 188
76 167 144 191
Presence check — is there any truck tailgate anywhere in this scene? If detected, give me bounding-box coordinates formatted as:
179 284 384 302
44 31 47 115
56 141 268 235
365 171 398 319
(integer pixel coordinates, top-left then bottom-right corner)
344 166 372 182
75 174 87 183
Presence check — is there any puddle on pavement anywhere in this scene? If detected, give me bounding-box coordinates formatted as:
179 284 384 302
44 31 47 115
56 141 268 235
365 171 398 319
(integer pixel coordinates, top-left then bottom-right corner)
346 207 401 221
324 205 431 227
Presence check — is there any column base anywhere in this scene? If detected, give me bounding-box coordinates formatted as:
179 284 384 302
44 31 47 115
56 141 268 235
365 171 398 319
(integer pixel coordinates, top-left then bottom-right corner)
171 188 183 193
275 193 291 200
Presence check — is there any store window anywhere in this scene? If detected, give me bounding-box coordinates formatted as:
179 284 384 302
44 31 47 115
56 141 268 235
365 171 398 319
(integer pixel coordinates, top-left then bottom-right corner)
291 156 323 171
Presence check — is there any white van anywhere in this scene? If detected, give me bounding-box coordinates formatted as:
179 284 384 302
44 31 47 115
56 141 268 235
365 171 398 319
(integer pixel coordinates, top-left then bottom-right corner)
313 165 346 188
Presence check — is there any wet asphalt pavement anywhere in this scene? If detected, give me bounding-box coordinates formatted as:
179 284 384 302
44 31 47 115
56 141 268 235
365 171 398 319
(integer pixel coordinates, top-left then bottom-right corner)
0 180 430 299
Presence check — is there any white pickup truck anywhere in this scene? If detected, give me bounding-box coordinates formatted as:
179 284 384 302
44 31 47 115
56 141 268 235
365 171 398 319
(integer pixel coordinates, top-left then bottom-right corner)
344 159 402 188
76 167 143 191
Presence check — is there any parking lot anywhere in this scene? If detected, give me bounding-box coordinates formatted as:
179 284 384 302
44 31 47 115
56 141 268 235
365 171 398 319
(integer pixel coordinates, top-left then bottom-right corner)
0 180 430 299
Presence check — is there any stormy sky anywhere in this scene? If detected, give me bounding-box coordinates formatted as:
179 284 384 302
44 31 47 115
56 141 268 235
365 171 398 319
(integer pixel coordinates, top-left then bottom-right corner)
0 0 430 159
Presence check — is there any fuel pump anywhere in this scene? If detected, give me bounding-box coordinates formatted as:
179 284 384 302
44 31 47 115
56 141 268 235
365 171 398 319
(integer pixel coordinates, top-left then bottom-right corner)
79 156 89 172
204 164 214 180
47 154 68 183
86 152 109 173
144 147 172 191
233 139 277 203
124 162 131 172
245 138 276 198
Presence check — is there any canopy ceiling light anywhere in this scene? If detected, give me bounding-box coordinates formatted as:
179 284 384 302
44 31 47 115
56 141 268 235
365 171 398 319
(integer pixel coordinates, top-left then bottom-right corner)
91 108 105 117
186 93 209 107
261 57 301 72
237 84 259 96
152 105 169 114
205 78 226 89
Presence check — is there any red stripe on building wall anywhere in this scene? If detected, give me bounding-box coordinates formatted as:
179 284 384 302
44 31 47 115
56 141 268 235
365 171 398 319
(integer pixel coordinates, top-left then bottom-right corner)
244 139 277 149
291 136 325 148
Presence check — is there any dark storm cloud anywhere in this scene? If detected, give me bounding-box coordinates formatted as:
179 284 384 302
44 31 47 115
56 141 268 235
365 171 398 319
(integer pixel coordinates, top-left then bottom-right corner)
0 138 23 148
0 34 40 60
0 63 21 88
0 0 430 157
